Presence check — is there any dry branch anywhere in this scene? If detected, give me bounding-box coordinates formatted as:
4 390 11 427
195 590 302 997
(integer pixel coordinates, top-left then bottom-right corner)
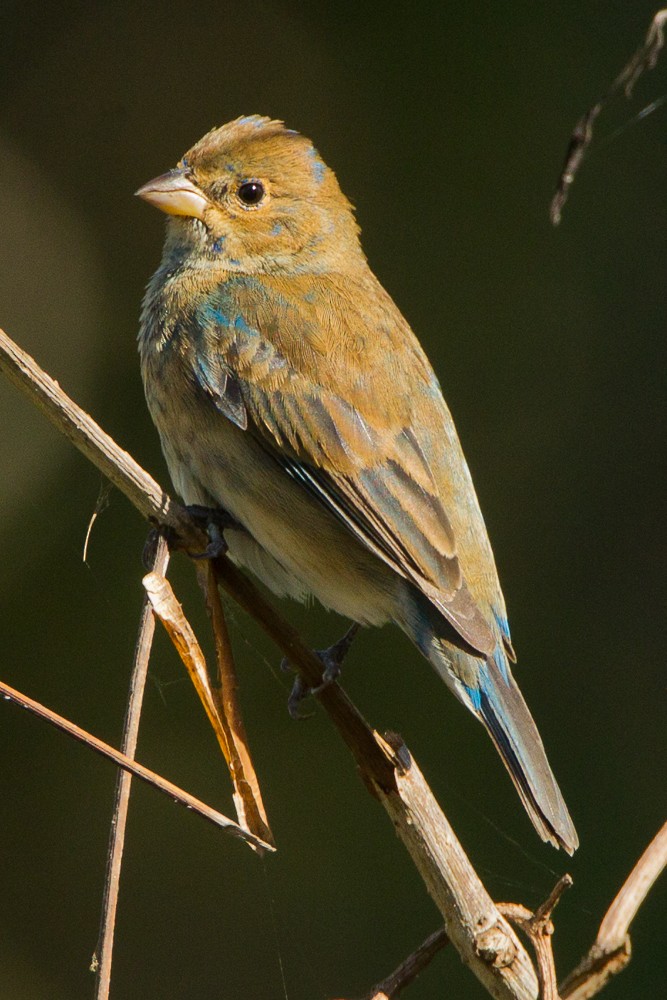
144 566 274 846
365 927 449 999
0 676 272 852
560 822 667 999
0 329 538 996
0 328 203 549
332 927 449 1000
92 532 171 999
197 561 274 845
500 876 573 1000
1 323 665 999
551 8 667 224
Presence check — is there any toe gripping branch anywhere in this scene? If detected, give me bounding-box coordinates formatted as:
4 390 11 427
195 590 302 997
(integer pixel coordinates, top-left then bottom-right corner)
185 504 241 560
144 505 241 568
283 623 360 719
144 503 360 721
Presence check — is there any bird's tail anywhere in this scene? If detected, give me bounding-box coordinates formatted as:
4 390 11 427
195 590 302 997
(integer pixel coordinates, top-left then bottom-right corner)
427 637 579 854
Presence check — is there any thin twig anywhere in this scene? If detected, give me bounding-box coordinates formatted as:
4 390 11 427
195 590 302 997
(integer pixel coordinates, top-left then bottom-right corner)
198 562 274 846
331 927 449 1000
366 927 449 999
596 820 667 949
0 327 203 549
560 822 667 999
91 533 170 996
550 8 667 224
0 677 273 852
143 569 274 847
500 875 573 1000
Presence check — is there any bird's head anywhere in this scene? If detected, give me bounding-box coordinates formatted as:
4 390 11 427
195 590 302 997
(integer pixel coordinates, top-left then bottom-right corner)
136 115 365 274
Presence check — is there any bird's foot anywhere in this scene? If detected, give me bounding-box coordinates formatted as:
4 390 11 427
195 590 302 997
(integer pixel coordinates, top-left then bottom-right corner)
185 504 238 560
144 506 238 564
282 623 360 720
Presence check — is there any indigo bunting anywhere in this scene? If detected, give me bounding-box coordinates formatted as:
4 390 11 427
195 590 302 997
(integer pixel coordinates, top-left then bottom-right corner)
137 116 578 853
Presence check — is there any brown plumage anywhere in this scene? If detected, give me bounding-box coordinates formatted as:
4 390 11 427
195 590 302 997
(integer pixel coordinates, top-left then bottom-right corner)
137 116 578 852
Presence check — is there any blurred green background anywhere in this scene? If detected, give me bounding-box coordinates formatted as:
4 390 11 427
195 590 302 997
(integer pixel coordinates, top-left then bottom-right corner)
0 2 665 998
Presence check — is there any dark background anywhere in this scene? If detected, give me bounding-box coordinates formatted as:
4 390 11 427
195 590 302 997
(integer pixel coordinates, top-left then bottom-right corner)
0 2 665 998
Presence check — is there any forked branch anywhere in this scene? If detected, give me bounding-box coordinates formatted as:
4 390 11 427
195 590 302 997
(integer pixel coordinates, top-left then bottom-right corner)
1 324 665 999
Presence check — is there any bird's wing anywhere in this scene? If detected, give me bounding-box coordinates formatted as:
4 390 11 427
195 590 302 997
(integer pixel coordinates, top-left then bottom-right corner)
193 277 496 655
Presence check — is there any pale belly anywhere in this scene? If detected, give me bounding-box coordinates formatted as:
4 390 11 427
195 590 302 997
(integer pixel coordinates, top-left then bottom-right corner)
149 384 403 627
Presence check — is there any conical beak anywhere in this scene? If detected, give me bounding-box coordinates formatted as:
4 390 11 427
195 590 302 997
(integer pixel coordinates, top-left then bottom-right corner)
135 169 210 220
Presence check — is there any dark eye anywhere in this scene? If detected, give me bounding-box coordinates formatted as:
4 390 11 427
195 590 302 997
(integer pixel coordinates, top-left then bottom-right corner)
237 180 265 206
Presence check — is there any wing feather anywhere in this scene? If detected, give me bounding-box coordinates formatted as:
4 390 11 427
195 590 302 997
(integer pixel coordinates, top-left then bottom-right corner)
193 276 497 655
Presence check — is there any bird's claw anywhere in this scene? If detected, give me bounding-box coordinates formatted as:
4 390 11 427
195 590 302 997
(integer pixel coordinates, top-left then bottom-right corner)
189 522 228 560
287 675 316 721
283 623 360 719
185 504 238 560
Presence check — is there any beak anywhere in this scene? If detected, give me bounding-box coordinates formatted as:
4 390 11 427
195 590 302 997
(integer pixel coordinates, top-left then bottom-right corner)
135 169 210 220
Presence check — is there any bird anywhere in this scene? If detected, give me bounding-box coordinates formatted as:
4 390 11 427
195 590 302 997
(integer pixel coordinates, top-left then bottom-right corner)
136 115 578 853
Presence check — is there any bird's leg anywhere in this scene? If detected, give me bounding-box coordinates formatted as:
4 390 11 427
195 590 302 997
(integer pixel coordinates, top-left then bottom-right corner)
185 504 239 559
313 623 361 688
144 506 239 563
283 623 361 719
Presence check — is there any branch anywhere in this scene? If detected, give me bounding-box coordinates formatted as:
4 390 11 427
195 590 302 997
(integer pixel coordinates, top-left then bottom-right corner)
197 561 274 845
331 927 449 1000
560 821 667 999
365 927 449 999
214 549 543 998
0 327 203 549
500 876 573 1000
0 332 540 997
92 532 171 998
144 567 274 847
0 676 273 852
5 323 663 1000
550 8 667 224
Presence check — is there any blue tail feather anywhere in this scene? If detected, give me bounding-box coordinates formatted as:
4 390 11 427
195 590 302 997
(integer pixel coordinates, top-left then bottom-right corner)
465 654 578 853
407 594 578 853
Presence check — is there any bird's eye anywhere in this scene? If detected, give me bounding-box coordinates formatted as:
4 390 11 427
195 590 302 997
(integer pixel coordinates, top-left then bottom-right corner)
237 180 266 207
